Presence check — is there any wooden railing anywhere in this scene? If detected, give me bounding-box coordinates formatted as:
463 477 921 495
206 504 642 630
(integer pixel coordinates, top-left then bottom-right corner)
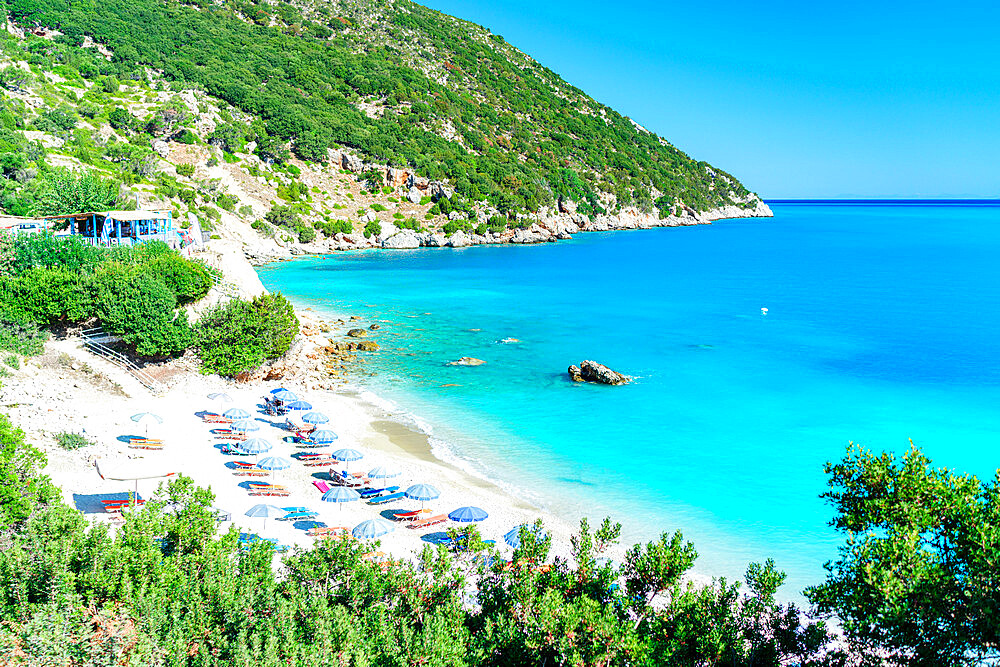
80 327 163 393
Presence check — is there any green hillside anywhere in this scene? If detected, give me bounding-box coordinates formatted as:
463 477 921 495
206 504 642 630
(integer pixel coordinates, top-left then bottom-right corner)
2 0 759 218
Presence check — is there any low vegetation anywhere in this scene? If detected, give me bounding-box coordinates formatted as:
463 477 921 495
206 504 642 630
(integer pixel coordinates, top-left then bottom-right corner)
0 408 994 665
0 233 296 375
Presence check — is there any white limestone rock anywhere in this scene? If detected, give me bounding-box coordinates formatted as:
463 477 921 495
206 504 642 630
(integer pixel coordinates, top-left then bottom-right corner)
382 231 421 249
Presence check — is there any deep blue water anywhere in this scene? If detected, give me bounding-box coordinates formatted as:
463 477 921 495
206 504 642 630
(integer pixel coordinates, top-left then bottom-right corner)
257 203 1000 594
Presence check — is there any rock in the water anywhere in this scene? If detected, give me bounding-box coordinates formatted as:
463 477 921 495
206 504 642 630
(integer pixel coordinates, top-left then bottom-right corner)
447 357 487 366
325 341 379 352
347 328 368 338
368 323 380 330
568 360 630 385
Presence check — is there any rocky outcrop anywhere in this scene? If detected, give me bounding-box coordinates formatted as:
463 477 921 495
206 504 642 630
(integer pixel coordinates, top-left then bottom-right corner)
568 360 630 385
325 341 379 352
447 357 486 366
341 152 364 172
382 231 421 249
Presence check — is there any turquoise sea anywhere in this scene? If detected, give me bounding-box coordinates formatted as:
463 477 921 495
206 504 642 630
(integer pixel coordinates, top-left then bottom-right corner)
257 202 1000 595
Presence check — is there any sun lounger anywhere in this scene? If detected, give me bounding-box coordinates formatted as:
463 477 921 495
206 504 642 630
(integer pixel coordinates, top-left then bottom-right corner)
407 514 448 529
247 482 283 488
390 508 431 522
313 480 331 494
128 437 163 450
232 469 268 477
248 488 290 497
306 526 348 537
202 414 232 424
366 491 406 505
280 511 318 521
301 458 336 467
233 461 258 468
359 485 400 498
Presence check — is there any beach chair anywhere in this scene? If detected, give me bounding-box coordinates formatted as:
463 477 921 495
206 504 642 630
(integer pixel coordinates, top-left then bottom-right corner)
313 480 331 494
366 491 406 505
306 526 348 537
407 514 448 530
249 488 290 497
359 485 400 499
232 468 268 477
202 414 232 424
390 508 431 522
128 437 164 450
280 510 318 521
301 457 336 467
233 461 258 468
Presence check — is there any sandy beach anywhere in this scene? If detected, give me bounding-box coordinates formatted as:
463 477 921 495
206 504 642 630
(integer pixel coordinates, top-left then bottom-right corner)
0 325 582 563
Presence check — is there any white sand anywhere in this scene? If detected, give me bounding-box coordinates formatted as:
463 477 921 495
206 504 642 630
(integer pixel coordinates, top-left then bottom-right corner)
1 335 583 563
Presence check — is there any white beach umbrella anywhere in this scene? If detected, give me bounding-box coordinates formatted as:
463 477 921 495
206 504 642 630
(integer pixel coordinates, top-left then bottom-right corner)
95 457 178 495
245 503 284 530
130 412 163 436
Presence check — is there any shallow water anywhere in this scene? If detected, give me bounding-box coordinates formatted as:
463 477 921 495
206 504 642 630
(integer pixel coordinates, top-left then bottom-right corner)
258 203 1000 595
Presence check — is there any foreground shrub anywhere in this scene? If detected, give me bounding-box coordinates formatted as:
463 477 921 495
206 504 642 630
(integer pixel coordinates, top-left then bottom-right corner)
93 267 193 357
54 432 91 450
143 253 212 304
0 268 92 326
196 293 299 376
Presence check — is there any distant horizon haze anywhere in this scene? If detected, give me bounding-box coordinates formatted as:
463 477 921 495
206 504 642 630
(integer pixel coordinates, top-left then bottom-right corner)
423 0 1000 200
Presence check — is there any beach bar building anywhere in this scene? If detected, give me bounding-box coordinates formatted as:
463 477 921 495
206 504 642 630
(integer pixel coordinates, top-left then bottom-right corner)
45 210 181 248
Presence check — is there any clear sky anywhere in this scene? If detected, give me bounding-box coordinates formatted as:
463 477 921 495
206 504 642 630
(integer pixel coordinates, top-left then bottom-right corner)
422 0 1000 199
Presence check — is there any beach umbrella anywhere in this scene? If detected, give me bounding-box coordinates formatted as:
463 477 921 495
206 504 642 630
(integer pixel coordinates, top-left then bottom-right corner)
245 503 284 530
208 392 233 408
352 518 394 540
230 419 260 434
223 407 251 420
405 483 440 508
368 464 400 484
286 400 312 411
309 429 339 445
449 506 488 523
237 438 272 460
95 457 177 496
322 486 360 511
130 412 162 436
271 388 297 403
504 524 547 550
258 456 292 478
332 448 364 470
301 411 329 425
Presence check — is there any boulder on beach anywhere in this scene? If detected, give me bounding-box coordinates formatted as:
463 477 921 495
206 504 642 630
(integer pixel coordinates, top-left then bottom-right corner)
568 360 630 385
447 357 487 366
347 328 368 338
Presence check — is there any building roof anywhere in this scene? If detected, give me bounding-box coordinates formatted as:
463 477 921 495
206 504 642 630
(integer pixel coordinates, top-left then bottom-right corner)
42 210 171 221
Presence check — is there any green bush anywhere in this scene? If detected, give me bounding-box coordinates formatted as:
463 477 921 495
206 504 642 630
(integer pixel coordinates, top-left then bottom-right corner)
296 224 316 243
251 220 273 237
144 253 212 304
0 268 92 326
0 312 47 357
174 128 197 144
3 354 18 369
314 220 352 236
370 203 387 212
363 220 382 239
4 233 106 273
196 293 299 377
93 267 192 357
175 163 195 177
216 193 238 211
54 431 91 450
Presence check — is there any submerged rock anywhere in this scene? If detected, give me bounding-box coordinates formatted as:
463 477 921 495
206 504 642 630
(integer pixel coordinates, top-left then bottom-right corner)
447 357 487 366
568 360 630 385
325 341 379 352
347 328 368 338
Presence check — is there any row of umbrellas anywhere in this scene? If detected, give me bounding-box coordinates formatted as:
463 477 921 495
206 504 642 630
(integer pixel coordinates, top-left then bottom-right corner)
321 482 441 505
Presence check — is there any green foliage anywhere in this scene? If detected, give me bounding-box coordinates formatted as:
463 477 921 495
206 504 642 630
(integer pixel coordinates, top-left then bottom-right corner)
216 193 238 211
54 431 91 450
195 293 299 376
173 127 197 144
363 219 382 238
370 203 387 212
0 311 48 357
806 443 1000 666
251 219 273 237
314 219 353 236
107 106 138 132
93 266 193 357
144 252 211 304
0 267 93 326
0 413 59 529
175 162 195 177
0 68 32 92
2 354 18 369
31 169 122 217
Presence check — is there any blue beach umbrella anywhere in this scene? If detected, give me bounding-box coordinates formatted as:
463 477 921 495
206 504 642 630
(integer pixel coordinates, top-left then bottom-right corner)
352 518 394 540
237 438 272 458
302 411 329 425
130 412 163 435
405 484 440 502
223 407 251 420
258 456 292 479
368 464 400 483
405 483 440 508
449 506 488 523
271 388 297 402
286 400 312 411
332 448 364 462
309 429 339 445
245 503 284 529
230 420 260 434
504 524 548 550
322 486 360 510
